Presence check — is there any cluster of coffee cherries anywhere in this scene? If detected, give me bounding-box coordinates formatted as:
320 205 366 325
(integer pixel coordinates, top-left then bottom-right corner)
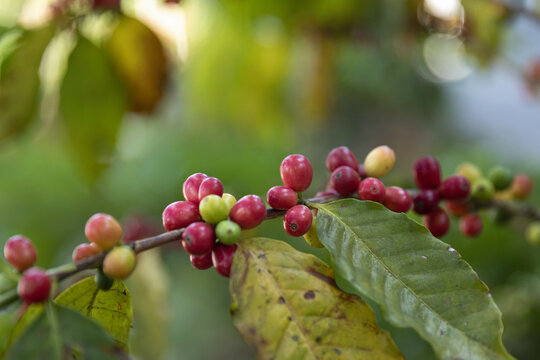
162 174 266 277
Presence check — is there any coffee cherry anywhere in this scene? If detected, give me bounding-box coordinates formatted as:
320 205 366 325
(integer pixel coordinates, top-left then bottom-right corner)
413 190 440 215
325 146 359 172
280 154 313 192
460 214 483 237
456 162 482 184
229 195 267 229
85 213 123 250
525 222 540 245
216 220 242 245
182 222 215 255
303 221 323 248
357 177 386 203
364 145 395 178
103 246 136 280
72 243 101 262
423 207 450 238
413 156 441 189
122 215 161 243
17 267 51 303
198 177 224 200
162 201 201 231
487 166 513 191
283 205 313 237
190 253 213 270
384 187 412 213
331 166 360 195
357 164 367 179
222 193 237 212
266 186 298 210
315 189 339 198
182 173 208 205
445 201 469 217
92 0 120 10
212 243 237 278
510 174 532 199
471 178 495 202
439 175 470 201
4 235 37 272
199 195 229 224
95 267 114 291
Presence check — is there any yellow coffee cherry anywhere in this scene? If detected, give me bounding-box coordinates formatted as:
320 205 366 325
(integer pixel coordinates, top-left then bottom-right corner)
456 162 483 184
303 221 324 249
222 193 237 213
525 222 540 246
364 145 395 178
103 246 136 280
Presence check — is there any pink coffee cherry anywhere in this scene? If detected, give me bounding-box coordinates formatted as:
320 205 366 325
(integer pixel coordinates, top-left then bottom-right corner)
460 213 483 237
357 177 386 204
384 187 412 213
283 205 313 237
182 173 208 205
439 175 471 201
331 166 360 195
190 253 213 270
162 201 201 231
182 222 215 255
280 154 313 192
413 156 441 189
267 186 298 210
510 174 533 199
413 189 440 215
198 177 224 200
72 243 101 262
85 213 123 250
4 235 37 272
212 243 237 278
423 207 450 238
325 146 360 172
315 189 339 198
17 267 51 303
229 195 267 230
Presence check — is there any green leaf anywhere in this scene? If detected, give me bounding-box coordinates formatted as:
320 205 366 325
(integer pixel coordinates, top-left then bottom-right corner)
55 277 132 349
7 303 44 347
0 303 19 355
312 199 514 360
230 237 404 359
60 34 126 180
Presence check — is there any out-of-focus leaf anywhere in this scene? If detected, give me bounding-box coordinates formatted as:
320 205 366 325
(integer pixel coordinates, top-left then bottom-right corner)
313 199 514 360
60 34 126 179
0 25 54 140
106 15 167 114
0 304 19 354
230 237 404 359
55 277 132 349
7 303 44 347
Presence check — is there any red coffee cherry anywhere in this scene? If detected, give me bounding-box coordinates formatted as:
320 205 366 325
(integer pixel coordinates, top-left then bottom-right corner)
17 267 51 303
92 0 120 10
331 166 360 195
198 177 224 200
182 222 215 255
283 205 313 237
413 189 440 215
182 173 208 205
460 213 483 237
162 201 201 231
212 243 237 278
315 189 339 198
439 175 471 200
85 213 123 250
229 195 267 229
384 187 412 213
445 201 469 217
510 174 533 199
358 164 367 180
190 253 213 270
357 177 386 203
267 186 298 210
122 214 161 243
423 207 450 238
413 156 441 189
4 235 37 272
280 154 313 192
325 146 359 172
72 243 101 262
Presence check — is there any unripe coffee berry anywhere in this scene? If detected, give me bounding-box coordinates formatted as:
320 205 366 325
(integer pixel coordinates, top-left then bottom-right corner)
182 222 215 255
439 175 470 201
460 213 483 237
17 267 51 303
525 222 540 246
280 154 313 192
283 205 313 237
413 156 441 189
326 146 359 172
364 145 395 178
162 201 201 231
198 177 224 200
331 166 360 195
190 253 213 270
358 177 386 203
423 207 450 238
222 193 237 212
303 221 324 248
216 220 242 245
413 190 440 215
182 173 208 205
471 178 495 202
487 166 513 191
456 162 483 184
445 201 468 217
72 243 101 262
229 195 267 229
95 267 114 291
384 187 412 213
510 174 533 199
212 243 237 278
103 246 136 280
267 186 298 210
4 235 37 272
85 213 123 250
199 195 229 224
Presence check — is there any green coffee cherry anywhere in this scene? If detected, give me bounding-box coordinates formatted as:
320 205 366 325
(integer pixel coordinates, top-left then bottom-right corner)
471 178 495 202
222 193 237 213
95 267 114 291
456 162 483 184
487 166 513 191
199 195 229 224
525 222 540 246
103 246 136 280
216 220 241 245
303 221 324 248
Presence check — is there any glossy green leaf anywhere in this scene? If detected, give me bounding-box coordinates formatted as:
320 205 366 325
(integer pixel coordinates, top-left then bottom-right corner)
55 277 132 349
230 237 404 359
312 199 514 360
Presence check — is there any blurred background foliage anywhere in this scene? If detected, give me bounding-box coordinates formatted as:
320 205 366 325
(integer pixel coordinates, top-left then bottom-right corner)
0 0 540 359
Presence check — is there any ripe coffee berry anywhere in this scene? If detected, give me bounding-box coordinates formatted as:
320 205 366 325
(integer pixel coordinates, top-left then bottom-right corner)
72 243 101 262
460 214 483 237
439 175 470 201
280 154 313 192
95 267 114 291
364 145 395 178
190 252 213 270
283 205 313 237
182 222 215 255
445 201 469 217
103 246 136 280
267 186 298 210
413 190 440 215
471 178 495 202
357 177 386 203
315 189 339 198
384 187 412 213
488 166 513 191
331 166 360 195
222 193 237 212
199 195 229 224
212 243 237 278
17 267 51 303
325 146 359 172
423 207 450 238
4 235 37 272
456 162 483 184
510 174 532 199
198 177 224 200
85 213 123 250
216 220 242 245
413 156 441 189
182 173 208 205
229 195 266 229
162 201 201 231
